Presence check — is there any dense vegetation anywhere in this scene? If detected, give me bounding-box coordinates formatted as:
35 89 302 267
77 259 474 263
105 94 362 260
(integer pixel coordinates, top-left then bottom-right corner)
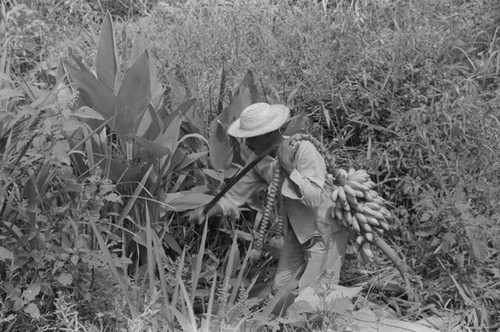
0 0 499 331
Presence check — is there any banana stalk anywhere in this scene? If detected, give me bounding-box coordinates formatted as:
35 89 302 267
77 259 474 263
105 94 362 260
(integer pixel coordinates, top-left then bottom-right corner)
373 235 409 275
289 133 410 278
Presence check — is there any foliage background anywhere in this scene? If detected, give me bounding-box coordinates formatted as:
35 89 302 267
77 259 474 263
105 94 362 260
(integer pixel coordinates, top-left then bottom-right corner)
0 0 499 331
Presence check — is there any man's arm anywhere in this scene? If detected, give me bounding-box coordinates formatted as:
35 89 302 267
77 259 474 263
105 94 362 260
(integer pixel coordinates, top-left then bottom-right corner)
190 159 270 223
281 140 327 209
218 164 268 216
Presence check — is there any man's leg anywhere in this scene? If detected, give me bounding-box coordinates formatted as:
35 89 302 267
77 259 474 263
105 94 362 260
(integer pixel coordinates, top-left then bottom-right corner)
299 236 328 289
300 227 349 288
272 228 305 292
271 227 305 316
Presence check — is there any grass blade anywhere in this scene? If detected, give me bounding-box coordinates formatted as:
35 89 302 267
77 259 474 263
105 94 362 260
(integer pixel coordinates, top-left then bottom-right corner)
201 269 218 332
88 211 138 319
145 204 156 300
117 164 154 226
175 275 198 332
190 219 208 304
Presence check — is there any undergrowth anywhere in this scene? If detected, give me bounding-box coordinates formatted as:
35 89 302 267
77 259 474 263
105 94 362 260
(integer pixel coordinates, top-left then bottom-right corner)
1 0 499 331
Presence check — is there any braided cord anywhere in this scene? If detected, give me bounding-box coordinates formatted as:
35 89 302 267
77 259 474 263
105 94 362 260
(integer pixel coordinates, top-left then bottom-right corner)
269 167 287 239
250 163 282 259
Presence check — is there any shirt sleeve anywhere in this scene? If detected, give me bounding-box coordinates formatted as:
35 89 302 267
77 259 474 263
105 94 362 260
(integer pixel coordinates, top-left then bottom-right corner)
218 155 274 216
281 140 327 209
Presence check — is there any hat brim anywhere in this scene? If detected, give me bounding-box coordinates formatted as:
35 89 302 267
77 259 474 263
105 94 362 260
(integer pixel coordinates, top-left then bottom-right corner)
227 105 290 138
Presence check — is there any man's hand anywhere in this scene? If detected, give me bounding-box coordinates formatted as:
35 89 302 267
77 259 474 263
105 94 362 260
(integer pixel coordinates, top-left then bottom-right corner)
188 204 223 224
278 136 300 173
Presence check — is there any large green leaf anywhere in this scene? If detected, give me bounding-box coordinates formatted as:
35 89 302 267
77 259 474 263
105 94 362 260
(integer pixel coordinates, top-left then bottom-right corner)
169 151 208 173
166 149 188 174
148 51 164 109
162 191 214 212
209 119 233 171
283 112 308 136
130 32 148 64
290 285 362 313
64 61 131 134
165 71 187 110
131 33 163 109
163 232 182 256
208 71 261 169
96 12 119 93
135 105 163 141
161 98 196 151
218 70 260 127
98 157 145 183
68 49 91 74
180 120 204 152
134 135 171 159
117 51 151 127
164 98 196 129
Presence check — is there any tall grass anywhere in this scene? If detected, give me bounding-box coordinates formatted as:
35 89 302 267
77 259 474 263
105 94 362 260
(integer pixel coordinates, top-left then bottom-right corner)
1 0 499 331
140 1 500 330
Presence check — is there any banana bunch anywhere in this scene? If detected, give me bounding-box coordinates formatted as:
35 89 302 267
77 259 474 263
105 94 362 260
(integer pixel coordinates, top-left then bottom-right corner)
329 168 393 264
271 133 401 269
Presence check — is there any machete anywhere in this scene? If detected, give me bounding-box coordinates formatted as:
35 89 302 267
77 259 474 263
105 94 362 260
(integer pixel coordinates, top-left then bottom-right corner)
202 143 280 214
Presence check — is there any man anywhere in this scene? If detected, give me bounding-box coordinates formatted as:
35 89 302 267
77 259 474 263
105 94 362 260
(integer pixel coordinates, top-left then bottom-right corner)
191 102 349 293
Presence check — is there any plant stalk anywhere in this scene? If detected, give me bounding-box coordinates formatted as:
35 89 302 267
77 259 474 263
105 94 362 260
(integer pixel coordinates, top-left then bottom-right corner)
373 236 409 277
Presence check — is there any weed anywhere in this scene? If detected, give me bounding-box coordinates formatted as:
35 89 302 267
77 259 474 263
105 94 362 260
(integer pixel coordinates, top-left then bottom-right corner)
1 0 499 330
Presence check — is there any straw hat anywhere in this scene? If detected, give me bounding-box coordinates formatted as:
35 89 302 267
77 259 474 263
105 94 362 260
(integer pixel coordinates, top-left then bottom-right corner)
227 103 290 138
